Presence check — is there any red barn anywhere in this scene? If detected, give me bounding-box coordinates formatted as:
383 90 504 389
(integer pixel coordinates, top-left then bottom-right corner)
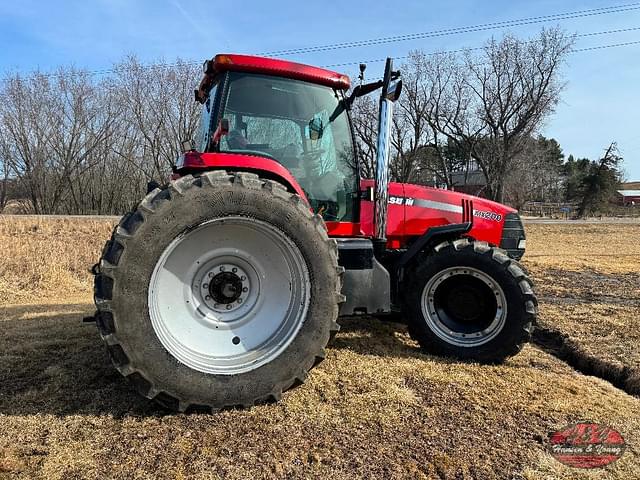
616 189 640 206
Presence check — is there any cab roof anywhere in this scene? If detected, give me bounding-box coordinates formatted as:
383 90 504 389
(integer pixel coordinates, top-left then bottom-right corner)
196 54 350 103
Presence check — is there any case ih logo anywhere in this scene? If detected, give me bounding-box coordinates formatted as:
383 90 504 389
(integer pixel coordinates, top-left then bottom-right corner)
548 423 626 468
389 196 415 206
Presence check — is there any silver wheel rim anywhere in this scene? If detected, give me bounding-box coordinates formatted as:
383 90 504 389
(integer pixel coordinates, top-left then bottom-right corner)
148 217 310 374
420 266 507 347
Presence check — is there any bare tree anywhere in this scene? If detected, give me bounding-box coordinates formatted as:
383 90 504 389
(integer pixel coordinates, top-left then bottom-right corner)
423 28 573 202
0 57 202 214
114 57 201 182
1 73 53 213
389 53 434 183
0 70 121 213
350 29 571 199
503 136 564 210
0 131 11 211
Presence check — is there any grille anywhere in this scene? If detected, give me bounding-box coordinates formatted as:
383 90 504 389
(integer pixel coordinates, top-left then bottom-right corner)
499 212 526 260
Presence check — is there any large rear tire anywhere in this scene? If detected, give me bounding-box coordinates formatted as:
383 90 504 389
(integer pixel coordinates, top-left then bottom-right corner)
94 171 343 412
403 238 537 363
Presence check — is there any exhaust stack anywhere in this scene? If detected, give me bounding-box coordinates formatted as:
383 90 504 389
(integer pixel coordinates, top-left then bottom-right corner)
374 58 402 249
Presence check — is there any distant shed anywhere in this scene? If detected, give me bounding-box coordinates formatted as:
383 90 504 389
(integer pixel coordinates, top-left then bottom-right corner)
616 190 640 206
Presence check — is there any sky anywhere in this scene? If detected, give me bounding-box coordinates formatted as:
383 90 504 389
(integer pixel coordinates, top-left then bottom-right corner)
1 0 639 180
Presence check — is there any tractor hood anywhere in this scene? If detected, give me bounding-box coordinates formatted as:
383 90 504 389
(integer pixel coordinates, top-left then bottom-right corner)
360 180 522 255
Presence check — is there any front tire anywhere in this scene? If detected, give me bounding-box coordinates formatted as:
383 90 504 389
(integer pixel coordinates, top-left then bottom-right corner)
94 171 342 412
403 238 537 363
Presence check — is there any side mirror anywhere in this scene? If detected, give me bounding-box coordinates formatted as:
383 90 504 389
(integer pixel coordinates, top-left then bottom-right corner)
181 139 194 153
212 118 230 144
386 80 402 102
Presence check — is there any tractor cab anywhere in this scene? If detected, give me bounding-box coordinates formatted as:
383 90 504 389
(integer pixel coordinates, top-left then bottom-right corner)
192 55 361 222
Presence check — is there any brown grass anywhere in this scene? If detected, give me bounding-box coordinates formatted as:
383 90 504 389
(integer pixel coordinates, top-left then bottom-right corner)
0 217 639 479
0 217 115 305
523 224 640 390
524 223 640 273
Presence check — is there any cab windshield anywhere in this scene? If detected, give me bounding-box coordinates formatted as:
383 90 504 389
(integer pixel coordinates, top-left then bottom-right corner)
219 73 357 222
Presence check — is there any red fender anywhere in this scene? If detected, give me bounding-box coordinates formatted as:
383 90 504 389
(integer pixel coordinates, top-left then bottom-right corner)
176 152 308 202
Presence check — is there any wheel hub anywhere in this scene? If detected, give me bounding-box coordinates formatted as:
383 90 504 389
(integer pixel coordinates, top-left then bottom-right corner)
199 263 250 314
148 217 310 374
421 266 507 347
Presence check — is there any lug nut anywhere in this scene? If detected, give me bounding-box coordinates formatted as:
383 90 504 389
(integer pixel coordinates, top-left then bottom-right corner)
240 276 246 281
237 298 243 304
226 305 232 310
205 295 211 300
208 272 213 278
214 303 219 308
220 266 225 271
242 287 248 292
203 283 208 289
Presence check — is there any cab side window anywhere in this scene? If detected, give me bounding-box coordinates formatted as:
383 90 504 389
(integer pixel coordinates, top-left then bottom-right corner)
197 83 217 152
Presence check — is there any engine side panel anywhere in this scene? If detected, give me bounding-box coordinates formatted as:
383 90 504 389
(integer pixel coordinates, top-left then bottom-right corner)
359 180 406 248
360 180 517 248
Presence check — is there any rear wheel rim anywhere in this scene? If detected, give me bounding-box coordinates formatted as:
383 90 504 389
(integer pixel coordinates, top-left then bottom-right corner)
148 217 310 374
420 266 507 347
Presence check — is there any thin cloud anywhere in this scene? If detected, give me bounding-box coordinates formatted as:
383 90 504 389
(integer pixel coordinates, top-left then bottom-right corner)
171 0 211 42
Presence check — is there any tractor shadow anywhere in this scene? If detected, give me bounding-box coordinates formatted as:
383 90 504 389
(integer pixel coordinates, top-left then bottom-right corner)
0 302 165 418
330 315 461 365
0 303 462 418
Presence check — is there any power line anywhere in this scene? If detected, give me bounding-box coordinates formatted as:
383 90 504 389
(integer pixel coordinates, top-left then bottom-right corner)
331 38 640 76
258 2 640 57
322 27 640 68
577 25 640 37
5 10 640 80
572 39 640 52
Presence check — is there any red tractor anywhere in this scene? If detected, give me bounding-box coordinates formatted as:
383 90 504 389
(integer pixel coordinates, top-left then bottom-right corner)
93 54 536 412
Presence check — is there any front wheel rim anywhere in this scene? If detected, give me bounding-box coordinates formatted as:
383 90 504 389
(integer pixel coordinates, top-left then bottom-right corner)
420 266 507 347
148 217 310 375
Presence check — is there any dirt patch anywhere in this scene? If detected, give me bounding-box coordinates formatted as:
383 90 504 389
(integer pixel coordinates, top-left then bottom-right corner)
526 264 640 306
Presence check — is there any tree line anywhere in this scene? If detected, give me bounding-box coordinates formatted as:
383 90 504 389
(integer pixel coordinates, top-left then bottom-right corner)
352 27 624 213
0 29 625 216
0 58 200 214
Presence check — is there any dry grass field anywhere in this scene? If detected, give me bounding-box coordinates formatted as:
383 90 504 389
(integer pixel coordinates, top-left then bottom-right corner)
525 224 640 395
1 216 639 479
